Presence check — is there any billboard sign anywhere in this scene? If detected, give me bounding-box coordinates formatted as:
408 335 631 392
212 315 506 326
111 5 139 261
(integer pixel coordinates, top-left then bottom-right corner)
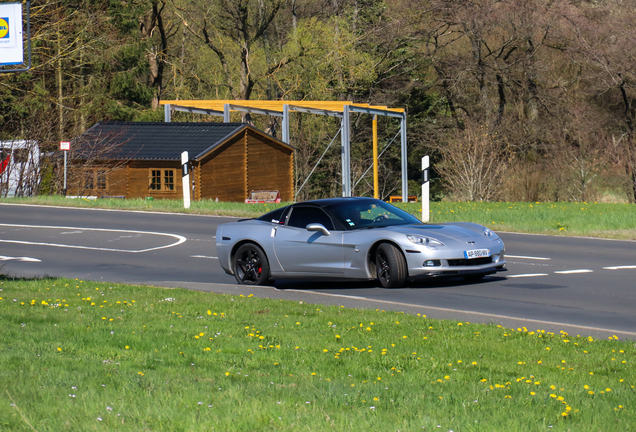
0 3 24 66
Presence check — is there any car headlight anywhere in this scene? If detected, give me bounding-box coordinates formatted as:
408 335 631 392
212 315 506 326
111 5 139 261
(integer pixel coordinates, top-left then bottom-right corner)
483 227 500 240
407 235 444 247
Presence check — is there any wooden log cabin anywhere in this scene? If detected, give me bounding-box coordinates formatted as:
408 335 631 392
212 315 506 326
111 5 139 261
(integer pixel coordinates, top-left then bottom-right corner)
68 122 294 202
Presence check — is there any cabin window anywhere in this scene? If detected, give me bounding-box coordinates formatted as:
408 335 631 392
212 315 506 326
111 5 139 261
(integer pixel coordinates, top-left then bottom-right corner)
96 172 107 190
149 169 176 192
83 172 94 190
164 170 174 191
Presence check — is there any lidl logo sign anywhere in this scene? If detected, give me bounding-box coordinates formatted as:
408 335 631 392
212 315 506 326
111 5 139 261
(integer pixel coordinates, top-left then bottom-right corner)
0 18 9 39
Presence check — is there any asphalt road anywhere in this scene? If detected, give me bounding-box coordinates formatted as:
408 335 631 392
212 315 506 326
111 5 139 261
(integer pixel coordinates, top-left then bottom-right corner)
2 203 635 340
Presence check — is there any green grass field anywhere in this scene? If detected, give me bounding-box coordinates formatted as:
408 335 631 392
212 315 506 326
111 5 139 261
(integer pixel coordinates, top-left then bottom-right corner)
2 196 635 240
1 278 634 431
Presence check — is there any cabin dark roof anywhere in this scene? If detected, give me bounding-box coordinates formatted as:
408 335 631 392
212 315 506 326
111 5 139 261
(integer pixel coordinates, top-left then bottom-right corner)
74 121 284 161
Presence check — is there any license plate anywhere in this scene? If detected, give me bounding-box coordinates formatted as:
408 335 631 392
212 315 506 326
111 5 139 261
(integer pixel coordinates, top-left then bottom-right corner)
464 249 491 259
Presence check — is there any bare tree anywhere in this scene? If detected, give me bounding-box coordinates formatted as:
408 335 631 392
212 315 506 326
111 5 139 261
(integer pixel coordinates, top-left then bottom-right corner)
436 122 509 201
175 0 292 121
564 0 636 202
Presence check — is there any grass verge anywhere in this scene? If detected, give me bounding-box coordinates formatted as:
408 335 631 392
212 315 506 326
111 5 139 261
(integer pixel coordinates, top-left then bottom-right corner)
1 277 634 431
2 197 635 240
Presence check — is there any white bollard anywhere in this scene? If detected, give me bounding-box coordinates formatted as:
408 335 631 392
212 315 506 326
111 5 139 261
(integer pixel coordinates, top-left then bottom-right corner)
421 155 429 222
181 151 190 209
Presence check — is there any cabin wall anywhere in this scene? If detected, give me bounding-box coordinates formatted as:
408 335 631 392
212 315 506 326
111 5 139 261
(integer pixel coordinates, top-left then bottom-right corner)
107 167 129 197
69 162 182 199
199 133 247 202
127 161 182 199
245 131 294 201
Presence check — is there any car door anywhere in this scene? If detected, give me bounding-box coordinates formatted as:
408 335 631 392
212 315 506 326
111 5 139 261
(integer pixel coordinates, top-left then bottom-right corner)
273 205 344 274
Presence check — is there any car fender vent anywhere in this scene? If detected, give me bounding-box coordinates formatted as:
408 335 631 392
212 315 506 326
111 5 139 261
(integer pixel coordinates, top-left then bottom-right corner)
222 236 231 241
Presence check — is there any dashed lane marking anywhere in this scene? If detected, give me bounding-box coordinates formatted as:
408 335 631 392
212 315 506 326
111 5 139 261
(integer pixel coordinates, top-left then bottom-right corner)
554 269 594 274
603 265 636 270
191 255 218 259
506 255 551 260
507 273 549 278
0 255 41 262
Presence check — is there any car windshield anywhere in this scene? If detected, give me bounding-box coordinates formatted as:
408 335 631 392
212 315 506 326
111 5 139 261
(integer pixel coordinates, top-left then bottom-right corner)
326 199 422 230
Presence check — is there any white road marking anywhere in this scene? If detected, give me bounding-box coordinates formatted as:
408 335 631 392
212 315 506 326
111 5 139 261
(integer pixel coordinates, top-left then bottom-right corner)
603 265 636 270
507 273 549 278
506 255 551 260
0 223 186 253
278 288 636 338
554 269 593 274
0 255 41 262
0 202 241 219
191 255 218 260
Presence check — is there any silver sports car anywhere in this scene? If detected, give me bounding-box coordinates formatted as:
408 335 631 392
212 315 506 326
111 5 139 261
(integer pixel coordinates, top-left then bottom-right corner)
216 197 506 288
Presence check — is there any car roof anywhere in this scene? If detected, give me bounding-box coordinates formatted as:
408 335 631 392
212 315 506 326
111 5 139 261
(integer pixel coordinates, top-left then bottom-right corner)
294 197 377 208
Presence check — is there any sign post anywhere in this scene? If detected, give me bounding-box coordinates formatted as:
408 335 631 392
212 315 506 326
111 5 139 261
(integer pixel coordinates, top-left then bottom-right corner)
421 155 429 223
181 151 190 209
60 141 70 196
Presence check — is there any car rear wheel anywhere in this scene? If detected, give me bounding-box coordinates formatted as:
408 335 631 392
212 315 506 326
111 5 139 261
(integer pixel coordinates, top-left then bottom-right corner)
376 243 407 288
233 243 270 285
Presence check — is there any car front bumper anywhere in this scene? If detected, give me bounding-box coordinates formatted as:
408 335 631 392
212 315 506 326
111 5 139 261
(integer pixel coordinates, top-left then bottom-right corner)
405 251 507 278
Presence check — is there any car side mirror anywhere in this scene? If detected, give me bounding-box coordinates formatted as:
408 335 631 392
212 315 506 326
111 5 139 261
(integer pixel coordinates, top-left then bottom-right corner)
306 223 331 236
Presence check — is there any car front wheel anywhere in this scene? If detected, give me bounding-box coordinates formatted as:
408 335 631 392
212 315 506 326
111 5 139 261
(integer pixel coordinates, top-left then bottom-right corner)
233 243 270 285
376 243 407 288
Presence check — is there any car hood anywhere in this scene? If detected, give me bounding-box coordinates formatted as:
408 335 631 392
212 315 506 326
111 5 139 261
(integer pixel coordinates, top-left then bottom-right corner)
384 224 482 242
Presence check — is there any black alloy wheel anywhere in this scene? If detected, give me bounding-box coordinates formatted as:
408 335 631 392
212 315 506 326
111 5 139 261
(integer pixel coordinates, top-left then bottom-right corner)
233 243 270 285
376 243 407 288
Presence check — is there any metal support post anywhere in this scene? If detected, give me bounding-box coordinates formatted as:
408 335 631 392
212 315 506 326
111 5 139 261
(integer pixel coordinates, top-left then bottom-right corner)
282 104 290 144
63 151 67 196
373 115 379 199
401 114 408 202
341 105 351 197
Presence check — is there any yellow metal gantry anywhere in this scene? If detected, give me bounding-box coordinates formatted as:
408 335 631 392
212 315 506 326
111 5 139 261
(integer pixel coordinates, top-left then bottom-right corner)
160 100 408 200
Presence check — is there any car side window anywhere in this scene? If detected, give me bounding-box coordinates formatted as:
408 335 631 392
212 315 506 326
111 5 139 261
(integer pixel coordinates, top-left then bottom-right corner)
287 207 335 230
257 206 290 224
